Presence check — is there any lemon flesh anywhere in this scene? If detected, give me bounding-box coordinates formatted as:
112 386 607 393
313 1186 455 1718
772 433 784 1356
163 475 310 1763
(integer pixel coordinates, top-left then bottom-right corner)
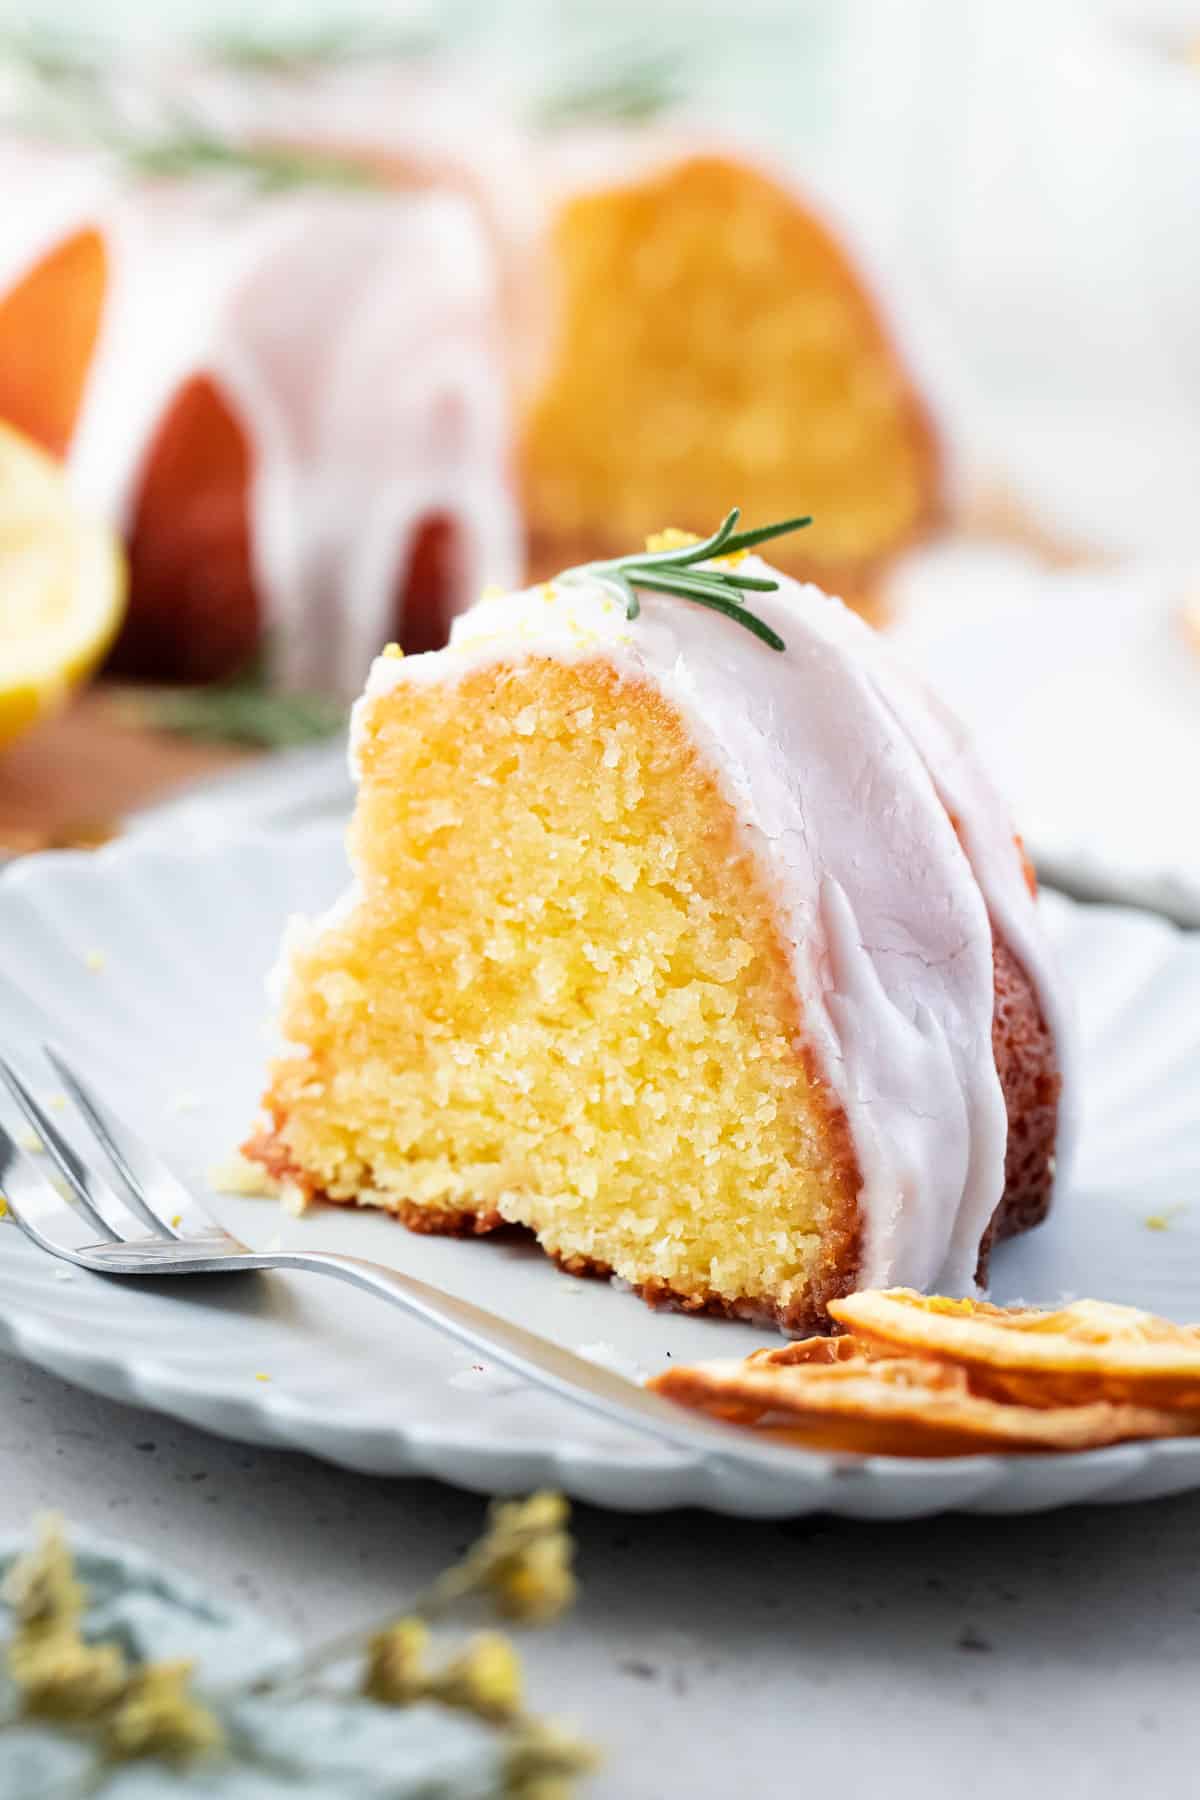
0 421 126 749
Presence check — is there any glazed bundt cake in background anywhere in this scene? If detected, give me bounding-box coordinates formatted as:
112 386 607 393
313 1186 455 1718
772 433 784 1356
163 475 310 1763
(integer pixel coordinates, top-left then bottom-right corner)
0 52 944 688
246 522 1070 1334
0 138 520 690
172 58 946 614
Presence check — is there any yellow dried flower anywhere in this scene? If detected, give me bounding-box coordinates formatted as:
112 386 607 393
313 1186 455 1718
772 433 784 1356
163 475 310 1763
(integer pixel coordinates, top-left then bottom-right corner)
362 1615 429 1706
471 1494 577 1625
3 1517 85 1634
490 1536 576 1626
503 1718 599 1799
104 1659 225 1761
429 1631 523 1723
9 1630 128 1720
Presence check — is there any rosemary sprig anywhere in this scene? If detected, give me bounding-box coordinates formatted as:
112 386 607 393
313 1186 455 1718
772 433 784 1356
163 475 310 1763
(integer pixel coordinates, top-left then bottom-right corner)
0 32 383 194
205 21 444 74
534 44 687 129
566 508 812 652
116 125 381 193
114 651 347 749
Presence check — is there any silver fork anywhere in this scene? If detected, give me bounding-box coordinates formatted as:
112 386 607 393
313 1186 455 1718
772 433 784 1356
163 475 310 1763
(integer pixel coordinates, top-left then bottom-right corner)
0 1045 821 1479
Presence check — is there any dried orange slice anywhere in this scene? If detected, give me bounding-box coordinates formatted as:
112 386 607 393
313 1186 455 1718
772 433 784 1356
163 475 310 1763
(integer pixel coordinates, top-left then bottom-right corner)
648 1338 1194 1457
830 1289 1200 1410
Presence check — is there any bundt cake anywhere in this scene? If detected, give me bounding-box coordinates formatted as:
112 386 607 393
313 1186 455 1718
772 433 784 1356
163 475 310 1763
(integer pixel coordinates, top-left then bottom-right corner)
169 61 945 612
0 54 943 688
246 517 1071 1334
0 139 519 690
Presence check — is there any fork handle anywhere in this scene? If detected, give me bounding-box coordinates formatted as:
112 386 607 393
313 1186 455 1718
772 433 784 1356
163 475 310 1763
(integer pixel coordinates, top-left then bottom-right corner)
269 1249 823 1478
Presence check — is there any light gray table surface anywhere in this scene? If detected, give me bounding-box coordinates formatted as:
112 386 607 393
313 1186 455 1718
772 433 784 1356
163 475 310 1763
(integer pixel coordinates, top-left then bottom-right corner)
3 1349 1197 1799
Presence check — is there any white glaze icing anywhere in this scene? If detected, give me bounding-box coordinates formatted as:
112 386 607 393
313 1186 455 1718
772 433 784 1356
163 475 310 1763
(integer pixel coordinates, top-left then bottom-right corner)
346 557 1072 1295
0 138 521 696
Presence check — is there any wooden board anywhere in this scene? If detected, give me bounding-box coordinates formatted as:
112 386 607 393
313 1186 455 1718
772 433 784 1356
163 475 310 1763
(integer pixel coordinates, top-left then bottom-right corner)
0 687 251 856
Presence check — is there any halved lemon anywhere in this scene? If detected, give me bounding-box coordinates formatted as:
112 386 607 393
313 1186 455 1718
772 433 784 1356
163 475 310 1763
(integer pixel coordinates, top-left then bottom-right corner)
0 420 126 750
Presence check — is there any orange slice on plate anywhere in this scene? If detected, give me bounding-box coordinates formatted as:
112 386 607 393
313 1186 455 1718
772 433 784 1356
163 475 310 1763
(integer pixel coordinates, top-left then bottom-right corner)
648 1337 1195 1457
829 1289 1200 1411
0 421 126 749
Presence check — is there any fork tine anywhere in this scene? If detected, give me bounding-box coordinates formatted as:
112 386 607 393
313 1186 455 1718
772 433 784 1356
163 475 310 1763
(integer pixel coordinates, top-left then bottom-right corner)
0 1119 108 1261
43 1043 229 1243
0 1056 146 1243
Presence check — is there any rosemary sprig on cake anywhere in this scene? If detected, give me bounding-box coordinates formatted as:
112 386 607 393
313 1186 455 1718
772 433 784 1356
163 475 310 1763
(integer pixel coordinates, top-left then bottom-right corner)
567 508 812 651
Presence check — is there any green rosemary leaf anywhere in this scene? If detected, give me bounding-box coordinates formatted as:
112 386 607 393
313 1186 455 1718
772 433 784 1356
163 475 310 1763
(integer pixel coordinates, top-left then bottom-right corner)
119 129 381 193
646 509 741 568
206 22 442 73
591 571 639 618
630 570 748 604
123 680 347 750
0 33 385 194
534 46 685 130
718 514 813 556
710 570 779 592
560 508 810 651
665 588 787 651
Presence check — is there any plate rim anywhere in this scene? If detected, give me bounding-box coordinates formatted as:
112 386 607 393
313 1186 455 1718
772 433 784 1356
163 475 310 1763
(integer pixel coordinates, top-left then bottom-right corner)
1 824 1198 1520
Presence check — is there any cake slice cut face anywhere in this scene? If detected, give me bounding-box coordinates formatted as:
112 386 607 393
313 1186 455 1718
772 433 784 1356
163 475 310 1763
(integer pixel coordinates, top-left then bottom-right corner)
250 550 1071 1333
259 656 858 1325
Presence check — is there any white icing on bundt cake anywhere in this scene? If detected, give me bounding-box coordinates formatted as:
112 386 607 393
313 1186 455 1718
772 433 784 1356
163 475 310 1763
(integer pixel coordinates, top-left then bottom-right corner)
0 139 521 692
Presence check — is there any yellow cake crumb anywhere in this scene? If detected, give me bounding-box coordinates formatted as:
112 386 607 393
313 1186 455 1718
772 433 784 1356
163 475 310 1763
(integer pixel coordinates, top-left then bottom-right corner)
207 1152 275 1198
258 658 853 1319
279 1182 310 1218
83 949 105 972
15 1128 44 1154
0 1195 8 1219
381 641 405 661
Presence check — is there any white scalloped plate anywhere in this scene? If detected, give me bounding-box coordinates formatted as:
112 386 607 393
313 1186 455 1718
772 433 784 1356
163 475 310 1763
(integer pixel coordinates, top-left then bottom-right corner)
1 828 1199 1519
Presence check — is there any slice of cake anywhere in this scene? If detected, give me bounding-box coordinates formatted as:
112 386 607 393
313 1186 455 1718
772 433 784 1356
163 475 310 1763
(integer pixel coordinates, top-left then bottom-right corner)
246 517 1071 1333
